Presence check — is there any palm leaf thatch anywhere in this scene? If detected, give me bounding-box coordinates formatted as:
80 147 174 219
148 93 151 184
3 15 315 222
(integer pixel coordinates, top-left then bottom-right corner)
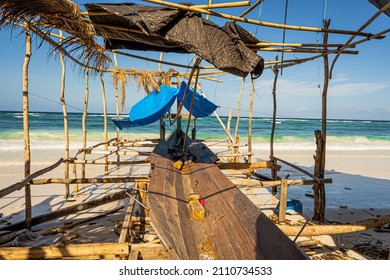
111 67 179 112
0 0 110 71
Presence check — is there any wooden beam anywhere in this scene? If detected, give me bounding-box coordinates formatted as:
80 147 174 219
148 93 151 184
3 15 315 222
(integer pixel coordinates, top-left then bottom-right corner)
278 214 390 236
72 159 149 165
118 192 137 244
195 1 251 9
278 179 288 223
0 243 130 260
273 157 321 183
230 178 332 188
217 161 281 171
30 176 150 185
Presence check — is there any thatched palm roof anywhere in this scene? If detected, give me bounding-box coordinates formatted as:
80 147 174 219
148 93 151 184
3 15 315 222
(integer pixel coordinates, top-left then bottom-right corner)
0 0 110 70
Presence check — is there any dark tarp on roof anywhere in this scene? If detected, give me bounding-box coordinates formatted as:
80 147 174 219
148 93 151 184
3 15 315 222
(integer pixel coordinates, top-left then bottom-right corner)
85 3 264 79
368 0 390 16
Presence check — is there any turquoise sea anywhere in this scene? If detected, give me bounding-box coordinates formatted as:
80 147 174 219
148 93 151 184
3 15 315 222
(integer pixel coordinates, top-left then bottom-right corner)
0 110 389 152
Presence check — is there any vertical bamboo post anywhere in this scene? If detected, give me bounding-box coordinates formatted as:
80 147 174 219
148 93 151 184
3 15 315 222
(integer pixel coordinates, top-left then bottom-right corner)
270 62 280 194
313 20 330 222
191 118 196 140
160 117 166 140
100 72 109 189
113 53 120 164
234 78 245 162
278 178 288 223
247 78 255 163
23 25 32 229
59 30 70 199
227 108 233 162
81 65 90 190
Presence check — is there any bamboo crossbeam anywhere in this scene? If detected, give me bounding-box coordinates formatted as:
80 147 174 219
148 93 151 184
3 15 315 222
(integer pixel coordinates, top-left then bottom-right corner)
230 178 332 187
217 161 281 171
0 158 64 199
195 1 251 9
86 150 151 156
252 41 350 48
216 152 253 157
250 47 359 55
278 214 390 236
330 2 390 79
82 1 251 17
0 243 130 260
236 0 264 19
30 176 150 185
72 159 149 165
273 156 321 183
144 0 378 37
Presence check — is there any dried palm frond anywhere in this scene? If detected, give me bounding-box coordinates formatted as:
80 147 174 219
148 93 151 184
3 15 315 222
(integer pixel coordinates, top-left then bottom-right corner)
0 0 110 71
111 67 128 112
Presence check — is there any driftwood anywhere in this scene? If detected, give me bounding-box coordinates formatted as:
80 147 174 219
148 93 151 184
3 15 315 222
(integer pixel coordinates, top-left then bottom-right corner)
278 214 390 236
0 242 130 260
0 189 131 232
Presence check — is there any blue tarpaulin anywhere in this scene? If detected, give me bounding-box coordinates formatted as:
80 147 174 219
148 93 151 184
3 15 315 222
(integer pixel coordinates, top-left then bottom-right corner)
177 81 218 119
112 82 218 130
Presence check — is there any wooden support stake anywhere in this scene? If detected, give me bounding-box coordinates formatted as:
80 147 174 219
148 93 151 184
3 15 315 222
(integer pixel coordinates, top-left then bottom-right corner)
58 40 70 199
247 78 254 163
270 61 279 193
81 67 89 190
278 178 288 223
23 25 32 229
234 78 245 162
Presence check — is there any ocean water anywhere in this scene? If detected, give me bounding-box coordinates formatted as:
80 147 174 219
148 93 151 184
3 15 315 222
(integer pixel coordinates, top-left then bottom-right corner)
0 110 389 153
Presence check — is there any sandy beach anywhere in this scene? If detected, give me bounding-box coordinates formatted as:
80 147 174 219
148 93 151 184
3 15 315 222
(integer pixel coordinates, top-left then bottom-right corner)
0 136 389 260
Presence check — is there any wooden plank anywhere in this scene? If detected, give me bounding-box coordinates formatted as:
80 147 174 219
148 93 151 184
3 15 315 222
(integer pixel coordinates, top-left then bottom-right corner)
278 179 288 223
217 161 281 171
118 192 137 244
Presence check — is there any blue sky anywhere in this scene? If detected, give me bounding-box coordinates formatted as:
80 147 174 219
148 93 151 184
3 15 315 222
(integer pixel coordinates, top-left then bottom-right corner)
0 0 389 120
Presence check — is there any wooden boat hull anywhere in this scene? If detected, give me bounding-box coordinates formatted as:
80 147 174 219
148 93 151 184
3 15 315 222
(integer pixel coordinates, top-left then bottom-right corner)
148 133 307 260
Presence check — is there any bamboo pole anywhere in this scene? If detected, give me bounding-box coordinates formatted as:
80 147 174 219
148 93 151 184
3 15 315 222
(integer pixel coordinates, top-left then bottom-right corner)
235 0 264 19
0 243 130 260
329 2 390 79
270 63 279 193
59 30 70 199
30 177 150 185
113 53 121 169
247 78 254 163
196 1 250 9
100 72 109 187
233 78 245 162
227 108 233 162
0 158 64 199
230 178 332 188
81 66 90 191
144 0 377 37
313 20 331 222
273 156 321 183
249 47 358 54
278 214 390 236
22 25 32 229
